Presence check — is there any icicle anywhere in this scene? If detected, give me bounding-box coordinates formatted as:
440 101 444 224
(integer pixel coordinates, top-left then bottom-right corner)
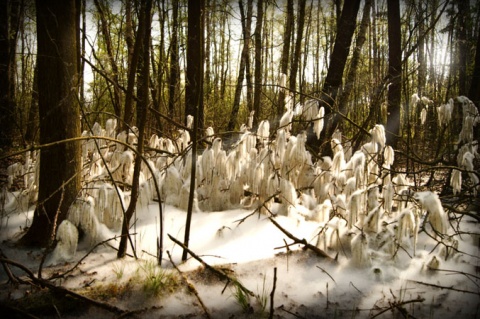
421 96 432 105
257 120 270 146
105 118 117 138
395 209 415 249
413 191 448 235
186 115 194 129
279 109 294 132
50 219 78 263
313 106 325 139
247 111 255 129
280 178 297 206
370 124 386 149
420 108 427 125
351 232 371 267
383 182 394 214
278 73 287 90
450 169 462 195
383 145 395 167
303 99 319 122
205 127 215 143
348 189 364 229
410 93 420 106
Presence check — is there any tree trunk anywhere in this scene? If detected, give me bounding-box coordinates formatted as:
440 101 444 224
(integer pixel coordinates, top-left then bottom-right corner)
276 0 294 116
183 0 205 261
0 0 12 148
289 0 306 97
21 0 81 247
93 0 122 120
337 0 371 120
117 0 153 259
457 0 468 96
252 0 264 125
314 0 361 154
227 0 252 131
386 0 402 148
168 0 179 121
184 0 205 128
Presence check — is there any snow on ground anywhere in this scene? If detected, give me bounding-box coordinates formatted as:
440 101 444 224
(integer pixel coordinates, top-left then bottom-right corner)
0 194 479 318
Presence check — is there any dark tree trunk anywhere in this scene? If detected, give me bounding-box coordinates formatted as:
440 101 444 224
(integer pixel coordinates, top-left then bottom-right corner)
457 0 469 96
337 0 371 120
253 0 264 126
168 0 179 121
93 0 122 120
117 0 153 259
227 0 252 131
289 0 306 96
276 0 294 116
183 0 205 261
24 63 38 144
0 0 22 148
468 19 480 106
386 0 402 148
21 0 81 247
313 0 361 154
184 0 205 128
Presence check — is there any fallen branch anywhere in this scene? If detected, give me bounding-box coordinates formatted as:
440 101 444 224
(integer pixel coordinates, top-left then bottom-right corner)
407 279 480 295
49 234 132 280
167 234 254 297
370 297 425 319
0 257 126 315
167 250 211 319
268 217 334 260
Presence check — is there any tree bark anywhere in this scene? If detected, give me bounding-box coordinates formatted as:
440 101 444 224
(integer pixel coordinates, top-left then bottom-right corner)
168 0 179 121
117 0 153 259
183 0 205 261
289 0 306 97
184 0 205 128
252 0 264 126
386 0 402 148
313 0 361 154
227 0 252 132
21 0 81 247
93 0 122 120
276 0 294 116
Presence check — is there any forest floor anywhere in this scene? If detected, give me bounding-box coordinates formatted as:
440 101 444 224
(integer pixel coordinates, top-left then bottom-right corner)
0 200 479 319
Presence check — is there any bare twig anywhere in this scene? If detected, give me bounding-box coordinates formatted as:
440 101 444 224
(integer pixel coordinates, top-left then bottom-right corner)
268 217 334 260
168 234 254 297
167 250 211 319
316 265 336 283
370 297 425 319
0 257 125 314
407 279 480 295
269 267 277 319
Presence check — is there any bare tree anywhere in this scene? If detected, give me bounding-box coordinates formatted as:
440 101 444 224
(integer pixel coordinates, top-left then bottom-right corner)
21 0 81 247
386 0 402 148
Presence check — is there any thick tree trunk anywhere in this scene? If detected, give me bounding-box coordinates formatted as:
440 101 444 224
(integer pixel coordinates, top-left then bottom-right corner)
21 0 81 247
312 0 361 154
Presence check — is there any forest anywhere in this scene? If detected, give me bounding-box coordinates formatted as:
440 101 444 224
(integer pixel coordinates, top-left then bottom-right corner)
0 0 479 318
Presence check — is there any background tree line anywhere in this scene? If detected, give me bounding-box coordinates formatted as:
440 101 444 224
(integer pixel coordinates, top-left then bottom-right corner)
1 0 479 247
